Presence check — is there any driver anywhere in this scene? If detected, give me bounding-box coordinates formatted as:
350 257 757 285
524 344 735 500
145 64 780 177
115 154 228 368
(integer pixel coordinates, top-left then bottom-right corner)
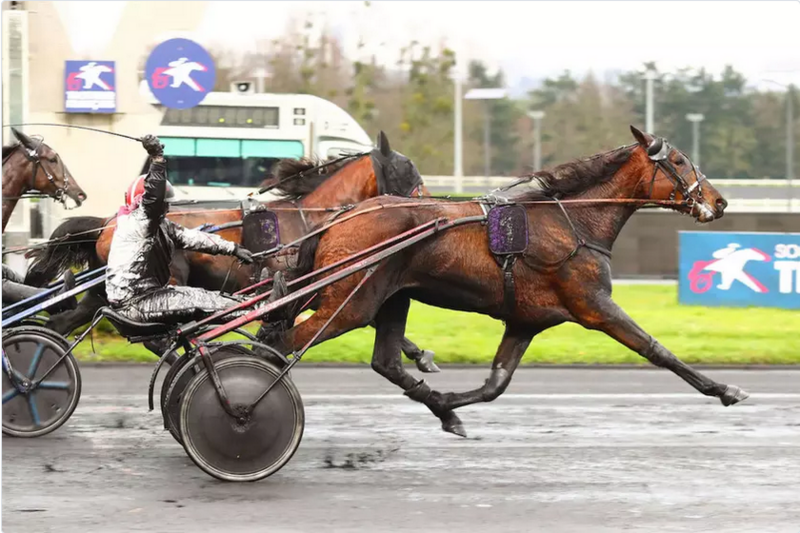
106 135 284 325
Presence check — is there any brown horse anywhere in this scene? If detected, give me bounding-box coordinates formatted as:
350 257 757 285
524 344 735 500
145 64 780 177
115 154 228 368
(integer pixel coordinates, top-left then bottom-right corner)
28 133 438 371
275 126 747 437
2 128 86 232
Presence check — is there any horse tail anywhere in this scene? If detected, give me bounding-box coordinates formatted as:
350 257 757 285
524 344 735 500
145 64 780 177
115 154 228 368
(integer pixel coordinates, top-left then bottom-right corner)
24 216 107 286
292 233 322 281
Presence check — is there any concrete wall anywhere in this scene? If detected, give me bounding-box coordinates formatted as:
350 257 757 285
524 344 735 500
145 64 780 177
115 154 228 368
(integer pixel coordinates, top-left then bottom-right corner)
611 212 800 278
22 1 209 221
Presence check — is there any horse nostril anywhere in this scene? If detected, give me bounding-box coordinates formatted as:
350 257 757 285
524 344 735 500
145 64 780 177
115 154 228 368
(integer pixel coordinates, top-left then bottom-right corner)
716 198 727 210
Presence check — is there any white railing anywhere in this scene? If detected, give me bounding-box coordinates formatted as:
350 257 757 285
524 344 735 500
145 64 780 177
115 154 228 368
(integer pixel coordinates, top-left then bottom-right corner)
421 176 798 213
422 176 796 191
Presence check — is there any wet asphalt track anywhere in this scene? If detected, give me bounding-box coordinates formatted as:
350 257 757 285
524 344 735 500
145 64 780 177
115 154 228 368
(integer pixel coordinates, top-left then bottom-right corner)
3 366 799 533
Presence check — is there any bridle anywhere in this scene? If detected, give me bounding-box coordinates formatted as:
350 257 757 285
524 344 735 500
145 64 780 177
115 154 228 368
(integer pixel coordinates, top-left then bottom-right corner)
644 137 707 215
3 136 73 206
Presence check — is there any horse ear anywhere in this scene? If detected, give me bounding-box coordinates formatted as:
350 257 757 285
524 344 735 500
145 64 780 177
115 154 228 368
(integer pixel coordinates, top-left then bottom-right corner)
629 125 652 148
378 131 392 157
11 127 34 149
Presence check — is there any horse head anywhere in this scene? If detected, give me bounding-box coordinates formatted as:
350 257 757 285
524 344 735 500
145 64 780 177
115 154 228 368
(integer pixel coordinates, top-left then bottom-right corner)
369 131 428 198
630 125 726 223
10 127 87 208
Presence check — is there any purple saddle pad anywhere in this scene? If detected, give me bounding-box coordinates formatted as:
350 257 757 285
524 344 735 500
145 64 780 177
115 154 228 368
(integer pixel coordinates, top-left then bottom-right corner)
242 209 280 253
487 204 528 255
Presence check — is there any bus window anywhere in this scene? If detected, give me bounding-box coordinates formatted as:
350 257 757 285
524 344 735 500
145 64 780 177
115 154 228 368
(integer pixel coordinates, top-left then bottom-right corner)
152 138 304 188
196 138 239 157
242 140 303 159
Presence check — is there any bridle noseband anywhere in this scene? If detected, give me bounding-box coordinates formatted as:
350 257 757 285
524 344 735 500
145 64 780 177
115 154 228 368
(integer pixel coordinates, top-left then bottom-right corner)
645 137 706 214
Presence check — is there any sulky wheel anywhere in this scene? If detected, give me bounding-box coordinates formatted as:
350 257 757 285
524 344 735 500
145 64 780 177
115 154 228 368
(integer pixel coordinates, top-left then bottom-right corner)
2 326 81 438
161 344 287 446
161 344 256 445
179 356 304 482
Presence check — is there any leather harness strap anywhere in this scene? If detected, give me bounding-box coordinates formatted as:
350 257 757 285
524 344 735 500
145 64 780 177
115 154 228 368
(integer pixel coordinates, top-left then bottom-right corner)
501 255 517 315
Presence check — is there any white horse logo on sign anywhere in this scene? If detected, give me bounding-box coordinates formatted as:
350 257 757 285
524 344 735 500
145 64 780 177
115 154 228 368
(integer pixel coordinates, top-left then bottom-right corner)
701 243 771 293
162 57 207 91
74 62 113 90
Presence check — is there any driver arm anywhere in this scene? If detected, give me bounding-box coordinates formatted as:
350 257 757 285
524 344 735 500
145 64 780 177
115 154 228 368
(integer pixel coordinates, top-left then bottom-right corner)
139 156 169 236
164 219 238 256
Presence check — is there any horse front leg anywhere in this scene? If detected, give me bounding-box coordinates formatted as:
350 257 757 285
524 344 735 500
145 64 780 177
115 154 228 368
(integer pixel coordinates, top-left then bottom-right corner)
574 294 749 405
399 336 439 374
367 319 439 373
404 321 534 437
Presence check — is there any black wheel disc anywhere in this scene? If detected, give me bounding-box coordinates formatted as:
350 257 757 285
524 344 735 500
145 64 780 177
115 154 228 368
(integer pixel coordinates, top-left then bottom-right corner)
161 345 254 445
2 327 81 438
180 356 304 482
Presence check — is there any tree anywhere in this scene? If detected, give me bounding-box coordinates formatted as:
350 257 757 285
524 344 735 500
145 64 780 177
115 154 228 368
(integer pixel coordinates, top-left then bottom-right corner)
527 71 638 168
380 42 456 174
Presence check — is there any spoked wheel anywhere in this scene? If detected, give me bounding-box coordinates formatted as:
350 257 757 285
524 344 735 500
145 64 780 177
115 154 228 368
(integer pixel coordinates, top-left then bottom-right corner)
2 327 81 438
180 356 304 482
161 344 256 445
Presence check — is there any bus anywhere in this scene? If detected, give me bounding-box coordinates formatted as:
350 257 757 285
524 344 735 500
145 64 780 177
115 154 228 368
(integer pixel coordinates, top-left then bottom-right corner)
139 84 374 201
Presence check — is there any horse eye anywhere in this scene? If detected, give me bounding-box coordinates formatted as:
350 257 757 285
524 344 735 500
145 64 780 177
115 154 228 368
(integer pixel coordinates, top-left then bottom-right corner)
674 155 684 165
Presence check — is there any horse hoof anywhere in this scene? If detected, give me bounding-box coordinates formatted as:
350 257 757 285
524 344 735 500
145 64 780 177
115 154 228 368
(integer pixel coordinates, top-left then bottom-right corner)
415 350 440 374
720 385 750 406
441 413 467 438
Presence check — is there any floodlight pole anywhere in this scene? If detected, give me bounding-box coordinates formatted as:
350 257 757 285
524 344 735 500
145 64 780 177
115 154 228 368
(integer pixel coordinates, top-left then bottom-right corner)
527 110 545 171
454 74 464 183
685 113 704 168
644 69 657 133
465 87 507 179
483 103 491 177
763 78 796 212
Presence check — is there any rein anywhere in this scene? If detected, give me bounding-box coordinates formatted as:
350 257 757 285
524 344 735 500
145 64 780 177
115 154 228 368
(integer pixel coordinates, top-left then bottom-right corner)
1 123 142 205
1 196 689 257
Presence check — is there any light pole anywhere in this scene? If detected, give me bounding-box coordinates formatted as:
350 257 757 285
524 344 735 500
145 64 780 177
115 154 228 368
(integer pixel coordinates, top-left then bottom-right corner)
685 113 704 167
527 110 545 171
763 78 795 212
644 69 657 133
465 87 508 177
451 68 464 185
788 84 795 212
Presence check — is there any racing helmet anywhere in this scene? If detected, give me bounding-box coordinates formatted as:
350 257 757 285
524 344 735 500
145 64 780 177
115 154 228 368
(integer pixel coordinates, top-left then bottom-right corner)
124 174 177 209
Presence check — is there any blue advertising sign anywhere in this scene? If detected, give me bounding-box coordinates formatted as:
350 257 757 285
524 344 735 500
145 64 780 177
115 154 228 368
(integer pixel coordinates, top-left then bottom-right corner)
64 61 116 113
679 231 800 309
145 38 216 109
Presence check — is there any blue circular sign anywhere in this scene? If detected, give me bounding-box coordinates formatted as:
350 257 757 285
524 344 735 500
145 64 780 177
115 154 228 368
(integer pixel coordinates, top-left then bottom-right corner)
145 38 216 109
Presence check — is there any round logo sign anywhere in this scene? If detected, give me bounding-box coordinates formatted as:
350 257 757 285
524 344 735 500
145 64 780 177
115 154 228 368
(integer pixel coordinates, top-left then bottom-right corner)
145 38 216 109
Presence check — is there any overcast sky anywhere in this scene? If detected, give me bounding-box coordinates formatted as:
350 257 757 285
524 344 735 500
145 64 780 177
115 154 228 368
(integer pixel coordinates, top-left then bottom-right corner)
57 1 800 92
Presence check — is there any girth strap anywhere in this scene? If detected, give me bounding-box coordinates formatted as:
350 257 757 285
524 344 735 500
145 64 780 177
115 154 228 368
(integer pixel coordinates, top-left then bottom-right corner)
501 255 517 316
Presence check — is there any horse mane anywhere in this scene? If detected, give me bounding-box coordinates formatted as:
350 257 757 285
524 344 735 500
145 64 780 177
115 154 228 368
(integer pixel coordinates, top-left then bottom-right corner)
510 144 637 200
265 156 362 200
2 143 20 162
